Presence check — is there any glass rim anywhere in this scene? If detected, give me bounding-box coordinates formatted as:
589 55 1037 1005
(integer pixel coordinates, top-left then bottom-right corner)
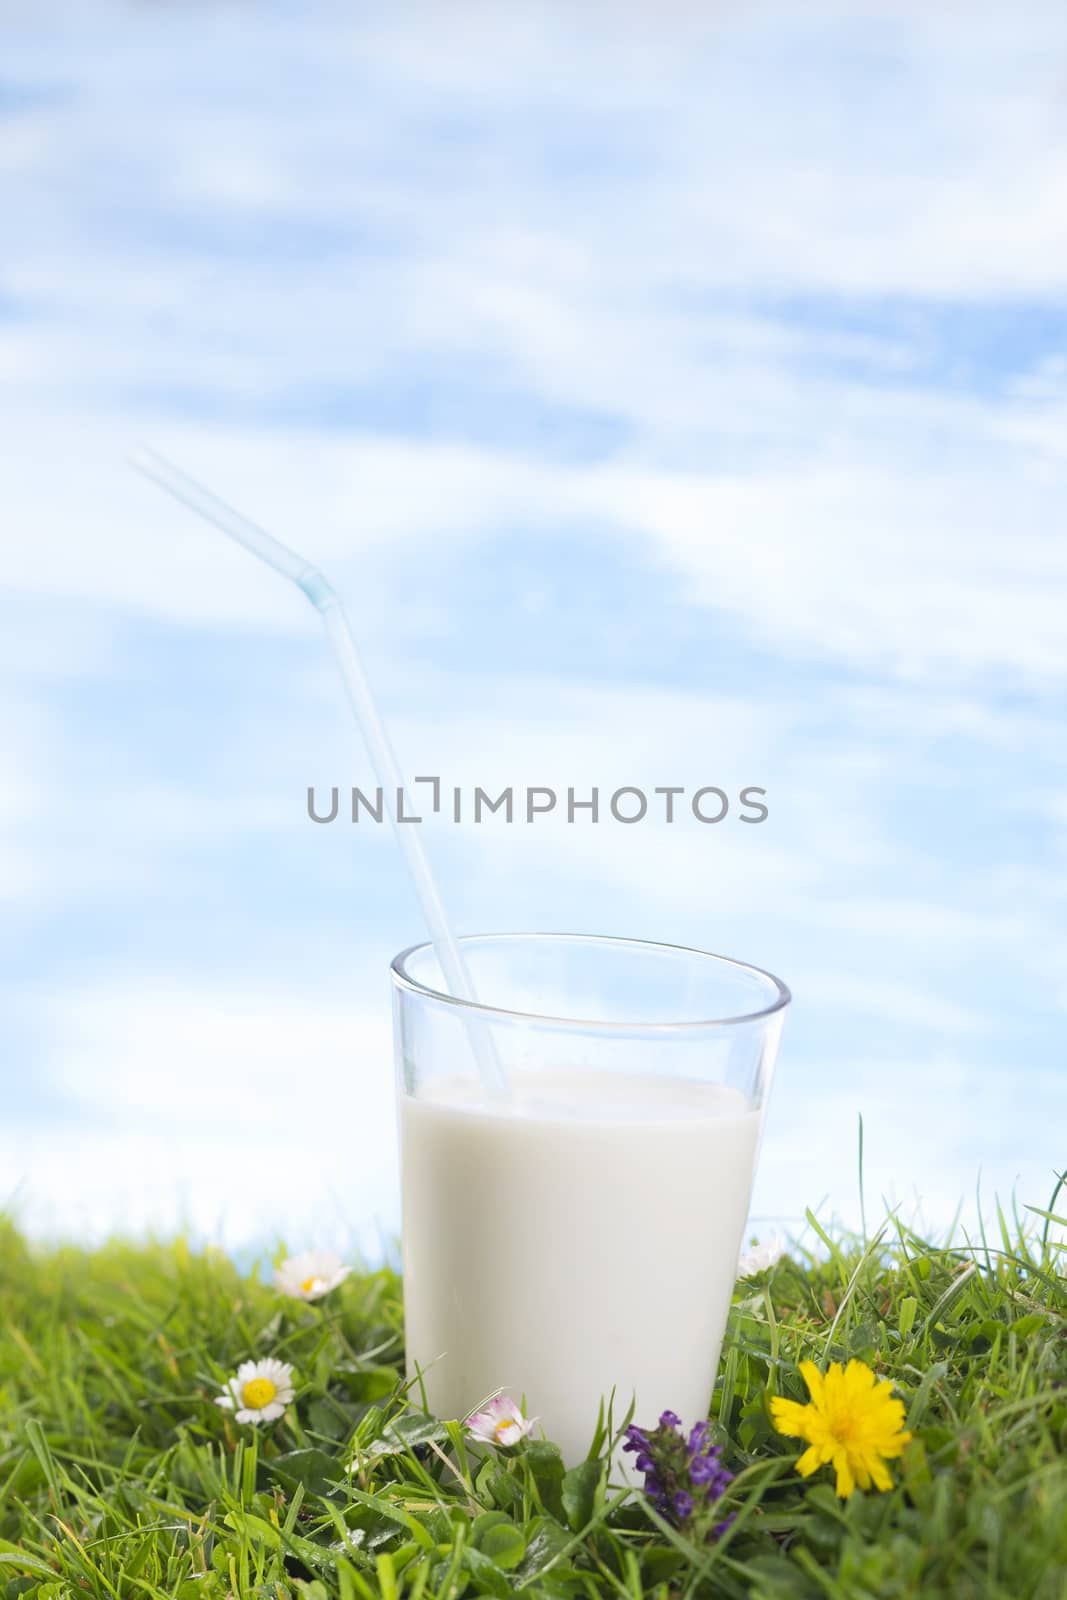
390 931 791 1033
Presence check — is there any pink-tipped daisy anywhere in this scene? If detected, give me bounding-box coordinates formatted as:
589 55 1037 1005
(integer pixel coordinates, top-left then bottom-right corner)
465 1395 536 1448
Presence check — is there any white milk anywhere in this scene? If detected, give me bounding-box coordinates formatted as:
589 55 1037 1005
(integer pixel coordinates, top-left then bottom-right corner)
400 1070 760 1464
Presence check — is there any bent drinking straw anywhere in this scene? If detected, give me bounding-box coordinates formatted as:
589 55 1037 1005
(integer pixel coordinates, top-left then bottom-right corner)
129 446 508 1098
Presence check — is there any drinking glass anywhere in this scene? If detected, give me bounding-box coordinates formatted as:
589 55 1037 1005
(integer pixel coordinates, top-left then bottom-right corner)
391 932 789 1464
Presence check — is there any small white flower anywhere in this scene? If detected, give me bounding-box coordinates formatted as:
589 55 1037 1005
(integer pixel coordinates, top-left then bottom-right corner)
465 1395 536 1448
275 1249 352 1302
737 1233 784 1278
215 1358 295 1424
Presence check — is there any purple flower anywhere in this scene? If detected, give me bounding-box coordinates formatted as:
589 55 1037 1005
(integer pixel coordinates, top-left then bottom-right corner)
628 1411 734 1540
687 1421 712 1457
689 1451 724 1486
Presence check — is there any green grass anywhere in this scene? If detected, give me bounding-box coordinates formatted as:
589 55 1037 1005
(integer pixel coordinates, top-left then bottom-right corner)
0 1197 1064 1600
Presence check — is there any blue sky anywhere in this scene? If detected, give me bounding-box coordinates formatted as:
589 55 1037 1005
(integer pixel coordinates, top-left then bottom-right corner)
2 2 1066 1250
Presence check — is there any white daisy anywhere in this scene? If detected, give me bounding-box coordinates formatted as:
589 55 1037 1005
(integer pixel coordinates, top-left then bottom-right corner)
215 1357 295 1424
465 1395 536 1448
737 1233 785 1278
275 1249 352 1302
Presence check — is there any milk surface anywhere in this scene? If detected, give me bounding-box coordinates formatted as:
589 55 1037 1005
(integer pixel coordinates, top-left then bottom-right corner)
400 1070 759 1464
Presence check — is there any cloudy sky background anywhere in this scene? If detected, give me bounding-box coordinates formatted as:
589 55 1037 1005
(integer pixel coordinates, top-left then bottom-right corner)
2 2 1066 1253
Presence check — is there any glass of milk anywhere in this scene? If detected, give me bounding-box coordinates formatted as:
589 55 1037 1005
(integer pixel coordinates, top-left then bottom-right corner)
391 933 789 1466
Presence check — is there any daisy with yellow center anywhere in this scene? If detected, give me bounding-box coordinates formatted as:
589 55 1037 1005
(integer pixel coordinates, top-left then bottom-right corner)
275 1249 352 1302
770 1358 912 1499
465 1396 536 1448
215 1358 295 1425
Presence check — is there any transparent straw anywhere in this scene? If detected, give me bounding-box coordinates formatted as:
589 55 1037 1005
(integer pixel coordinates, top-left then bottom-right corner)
129 446 508 1098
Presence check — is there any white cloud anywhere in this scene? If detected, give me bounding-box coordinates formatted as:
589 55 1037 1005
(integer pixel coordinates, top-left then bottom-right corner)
5 410 1066 693
797 972 984 1034
7 975 1059 1249
6 982 398 1250
758 1052 1066 1243
5 4 1067 690
573 462 1067 685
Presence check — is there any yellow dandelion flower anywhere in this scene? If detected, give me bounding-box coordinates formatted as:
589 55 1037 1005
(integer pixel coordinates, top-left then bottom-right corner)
770 1358 912 1499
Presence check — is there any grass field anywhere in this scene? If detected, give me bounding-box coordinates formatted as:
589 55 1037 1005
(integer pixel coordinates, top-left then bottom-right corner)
0 1197 1064 1600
